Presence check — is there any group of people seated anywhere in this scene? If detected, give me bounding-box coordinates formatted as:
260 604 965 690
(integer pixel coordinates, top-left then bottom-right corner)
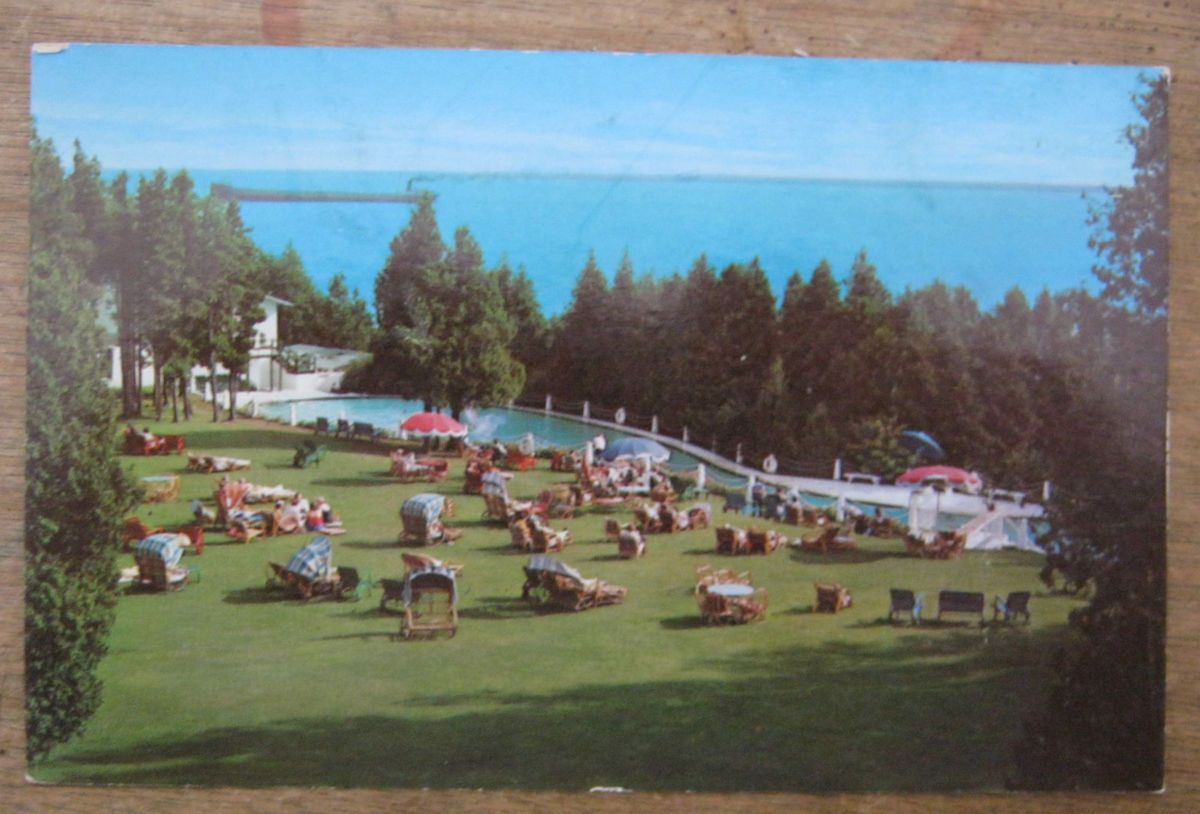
635 501 711 534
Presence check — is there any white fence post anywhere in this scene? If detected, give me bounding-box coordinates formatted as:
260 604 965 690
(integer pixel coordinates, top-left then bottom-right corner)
833 458 843 481
545 394 552 413
696 463 706 491
289 403 297 427
682 426 689 444
651 415 659 434
583 401 590 419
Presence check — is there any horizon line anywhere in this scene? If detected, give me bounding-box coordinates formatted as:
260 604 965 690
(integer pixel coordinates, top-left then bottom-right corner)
100 166 1113 192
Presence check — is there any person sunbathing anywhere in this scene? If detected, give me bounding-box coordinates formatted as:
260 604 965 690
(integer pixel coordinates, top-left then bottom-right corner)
305 497 345 535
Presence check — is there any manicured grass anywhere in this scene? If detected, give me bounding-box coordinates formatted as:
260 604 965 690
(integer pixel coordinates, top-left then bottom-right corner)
30 414 1084 791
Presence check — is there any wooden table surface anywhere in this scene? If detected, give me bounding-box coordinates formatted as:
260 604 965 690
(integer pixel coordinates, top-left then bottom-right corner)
1 1 1197 811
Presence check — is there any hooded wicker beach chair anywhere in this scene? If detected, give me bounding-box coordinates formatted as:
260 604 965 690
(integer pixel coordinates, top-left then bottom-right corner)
400 493 461 546
132 533 190 592
399 566 459 639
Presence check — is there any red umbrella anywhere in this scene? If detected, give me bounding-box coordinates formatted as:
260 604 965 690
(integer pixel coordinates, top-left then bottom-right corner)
399 412 468 439
896 465 982 492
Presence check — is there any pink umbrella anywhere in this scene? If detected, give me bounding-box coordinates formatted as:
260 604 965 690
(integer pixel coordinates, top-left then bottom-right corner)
896 465 982 492
399 412 469 439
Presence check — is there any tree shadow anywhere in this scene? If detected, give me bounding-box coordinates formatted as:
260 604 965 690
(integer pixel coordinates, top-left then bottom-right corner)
41 623 1073 792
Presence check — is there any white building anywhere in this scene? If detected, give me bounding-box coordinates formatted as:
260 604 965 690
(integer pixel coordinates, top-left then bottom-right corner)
102 293 294 394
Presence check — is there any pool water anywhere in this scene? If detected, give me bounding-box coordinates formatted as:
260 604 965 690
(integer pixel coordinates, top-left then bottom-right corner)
259 397 719 476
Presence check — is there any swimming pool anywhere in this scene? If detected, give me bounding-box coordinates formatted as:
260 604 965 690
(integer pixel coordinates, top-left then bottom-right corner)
258 397 730 480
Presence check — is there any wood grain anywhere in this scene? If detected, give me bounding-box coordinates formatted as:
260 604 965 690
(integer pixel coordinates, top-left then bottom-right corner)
1 1 1197 811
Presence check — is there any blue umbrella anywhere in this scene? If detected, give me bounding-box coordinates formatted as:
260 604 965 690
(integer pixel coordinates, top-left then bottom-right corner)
600 436 671 463
899 430 946 462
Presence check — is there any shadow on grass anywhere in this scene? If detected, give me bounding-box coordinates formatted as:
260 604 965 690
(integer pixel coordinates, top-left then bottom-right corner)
786 547 905 565
309 476 397 488
456 595 531 620
42 626 1072 791
222 586 288 605
658 614 706 630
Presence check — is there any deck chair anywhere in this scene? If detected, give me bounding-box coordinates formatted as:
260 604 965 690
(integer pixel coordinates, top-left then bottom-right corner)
122 517 165 550
722 493 747 514
314 417 330 435
402 551 463 576
334 418 352 438
814 582 853 613
400 567 459 639
530 521 572 553
509 517 534 550
687 503 712 530
503 446 537 471
617 527 646 559
293 440 327 468
746 528 786 554
888 589 923 624
993 591 1032 623
521 555 626 612
715 525 747 555
390 449 448 482
695 564 752 590
696 587 768 624
351 421 377 441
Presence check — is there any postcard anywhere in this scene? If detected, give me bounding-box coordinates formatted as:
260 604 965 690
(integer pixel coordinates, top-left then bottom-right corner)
26 45 1166 792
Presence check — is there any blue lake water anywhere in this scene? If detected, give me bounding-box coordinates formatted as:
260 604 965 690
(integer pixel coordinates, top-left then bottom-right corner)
116 169 1101 315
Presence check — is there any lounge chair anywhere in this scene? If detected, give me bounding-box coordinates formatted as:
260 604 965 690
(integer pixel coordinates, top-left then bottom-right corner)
402 551 463 576
521 555 627 612
797 524 856 555
131 534 190 592
314 417 331 435
814 582 853 613
140 475 180 503
400 566 459 639
503 446 537 471
721 493 746 514
695 564 752 590
715 525 748 555
334 418 352 438
888 589 923 624
696 584 768 624
617 527 646 559
400 494 461 546
187 453 250 473
993 591 1032 623
530 521 572 553
293 440 327 468
746 528 786 554
122 516 165 550
389 449 449 482
508 517 534 550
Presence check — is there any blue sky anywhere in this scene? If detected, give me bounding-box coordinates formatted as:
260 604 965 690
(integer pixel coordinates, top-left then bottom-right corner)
32 45 1158 185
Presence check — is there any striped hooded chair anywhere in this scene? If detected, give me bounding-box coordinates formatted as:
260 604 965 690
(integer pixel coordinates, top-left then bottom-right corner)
133 533 189 591
283 535 331 599
401 493 461 545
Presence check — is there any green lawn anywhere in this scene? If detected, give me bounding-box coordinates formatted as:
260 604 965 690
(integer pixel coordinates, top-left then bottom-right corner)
30 414 1084 791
